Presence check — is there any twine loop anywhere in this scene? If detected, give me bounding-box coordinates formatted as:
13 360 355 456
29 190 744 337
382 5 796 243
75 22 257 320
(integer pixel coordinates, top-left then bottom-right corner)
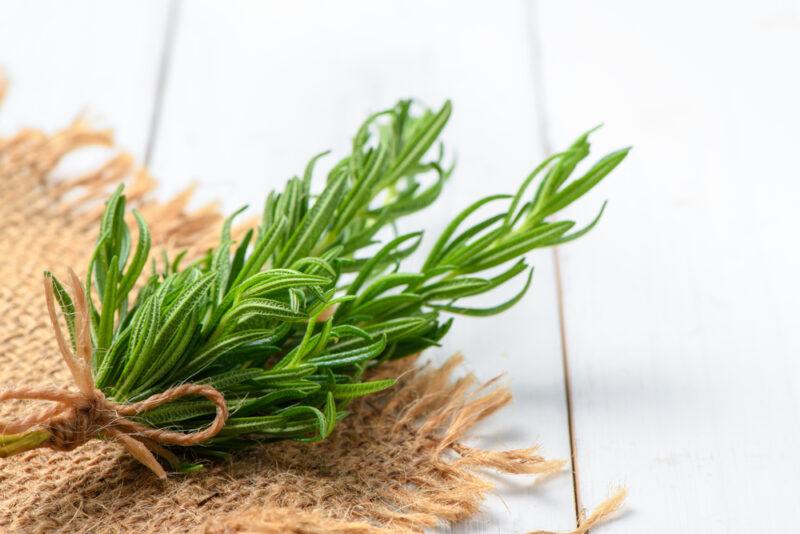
47 397 99 451
0 271 228 478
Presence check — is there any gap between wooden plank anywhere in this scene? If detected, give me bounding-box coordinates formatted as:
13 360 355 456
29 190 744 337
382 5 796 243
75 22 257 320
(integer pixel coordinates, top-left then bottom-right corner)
145 0 182 166
524 0 583 525
551 248 583 521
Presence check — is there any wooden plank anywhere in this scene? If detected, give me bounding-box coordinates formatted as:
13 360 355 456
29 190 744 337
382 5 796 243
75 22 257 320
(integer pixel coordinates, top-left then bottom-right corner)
151 1 578 531
0 0 170 157
535 0 800 531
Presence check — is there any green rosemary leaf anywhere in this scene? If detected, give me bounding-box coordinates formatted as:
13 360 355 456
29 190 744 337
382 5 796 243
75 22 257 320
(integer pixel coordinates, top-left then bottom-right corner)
341 229 422 273
382 100 451 187
238 271 332 300
138 397 250 426
505 153 563 227
355 314 438 345
329 324 371 342
185 327 291 375
116 210 151 309
96 254 119 360
481 259 530 291
331 379 396 400
280 405 329 442
308 336 387 368
227 228 253 293
430 267 534 317
225 298 308 324
538 147 630 219
434 212 508 268
234 389 314 417
289 257 337 278
94 326 130 388
552 201 608 245
133 308 199 394
116 273 214 397
340 233 422 309
438 224 509 270
459 221 574 274
61 99 628 461
354 273 427 305
348 293 423 319
233 216 287 286
302 151 330 197
330 142 387 236
420 277 491 301
277 172 348 267
126 291 158 368
274 178 303 243
423 194 511 271
371 161 449 218
44 272 76 350
386 317 454 360
251 364 318 384
322 392 337 438
212 206 247 305
219 414 320 437
199 368 264 391
308 318 333 357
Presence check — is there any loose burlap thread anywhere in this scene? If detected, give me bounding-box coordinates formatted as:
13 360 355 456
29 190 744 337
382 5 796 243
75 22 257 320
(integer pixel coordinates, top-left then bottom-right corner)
0 99 623 532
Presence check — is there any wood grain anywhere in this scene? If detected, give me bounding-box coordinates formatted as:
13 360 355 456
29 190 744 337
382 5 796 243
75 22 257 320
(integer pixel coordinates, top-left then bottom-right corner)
536 1 800 531
0 0 170 157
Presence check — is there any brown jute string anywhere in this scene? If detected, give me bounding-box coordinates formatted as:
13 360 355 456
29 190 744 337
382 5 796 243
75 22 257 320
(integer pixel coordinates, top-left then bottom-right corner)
0 270 229 479
529 487 627 534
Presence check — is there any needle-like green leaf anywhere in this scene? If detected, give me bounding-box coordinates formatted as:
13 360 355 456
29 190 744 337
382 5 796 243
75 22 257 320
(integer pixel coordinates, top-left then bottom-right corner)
47 99 627 465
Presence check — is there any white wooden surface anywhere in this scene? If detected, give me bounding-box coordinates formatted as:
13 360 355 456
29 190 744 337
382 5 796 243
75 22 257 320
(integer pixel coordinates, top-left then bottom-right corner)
537 1 800 532
0 0 169 157
3 0 799 532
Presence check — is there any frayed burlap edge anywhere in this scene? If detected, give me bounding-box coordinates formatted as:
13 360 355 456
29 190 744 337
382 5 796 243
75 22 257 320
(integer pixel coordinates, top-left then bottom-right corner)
0 83 624 533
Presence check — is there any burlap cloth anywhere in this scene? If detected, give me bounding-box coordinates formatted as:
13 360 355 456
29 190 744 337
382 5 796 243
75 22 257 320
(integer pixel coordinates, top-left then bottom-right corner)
0 87 622 533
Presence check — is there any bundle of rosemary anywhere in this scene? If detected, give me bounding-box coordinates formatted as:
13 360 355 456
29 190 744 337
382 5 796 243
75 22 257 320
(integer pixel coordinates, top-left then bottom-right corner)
0 100 627 475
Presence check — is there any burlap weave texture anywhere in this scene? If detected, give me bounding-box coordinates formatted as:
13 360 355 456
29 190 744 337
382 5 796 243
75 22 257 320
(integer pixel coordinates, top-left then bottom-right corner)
0 119 579 533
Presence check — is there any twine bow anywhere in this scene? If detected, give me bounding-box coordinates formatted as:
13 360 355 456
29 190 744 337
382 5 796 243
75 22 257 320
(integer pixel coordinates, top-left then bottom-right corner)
0 271 228 479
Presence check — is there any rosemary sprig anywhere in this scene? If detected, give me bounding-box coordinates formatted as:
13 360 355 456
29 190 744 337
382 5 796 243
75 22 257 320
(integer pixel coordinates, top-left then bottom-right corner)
47 100 628 466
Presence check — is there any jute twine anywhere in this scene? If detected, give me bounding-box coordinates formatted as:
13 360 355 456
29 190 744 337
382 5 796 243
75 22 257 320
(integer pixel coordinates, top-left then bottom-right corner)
0 270 228 480
0 87 623 532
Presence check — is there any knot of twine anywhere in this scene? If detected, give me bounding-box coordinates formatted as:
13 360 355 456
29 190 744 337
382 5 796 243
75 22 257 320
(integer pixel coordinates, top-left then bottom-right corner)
0 271 228 479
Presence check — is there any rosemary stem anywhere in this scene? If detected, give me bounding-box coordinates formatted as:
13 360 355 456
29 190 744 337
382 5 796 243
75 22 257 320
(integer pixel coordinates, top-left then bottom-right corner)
0 430 51 458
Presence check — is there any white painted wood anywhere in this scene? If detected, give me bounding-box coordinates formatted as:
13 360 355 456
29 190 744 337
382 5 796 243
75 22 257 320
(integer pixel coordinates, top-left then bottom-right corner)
7 0 800 531
152 1 577 531
536 0 800 531
0 0 169 157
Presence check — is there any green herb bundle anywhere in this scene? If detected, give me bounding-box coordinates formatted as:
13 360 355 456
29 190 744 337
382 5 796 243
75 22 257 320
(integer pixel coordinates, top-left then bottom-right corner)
35 100 627 469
